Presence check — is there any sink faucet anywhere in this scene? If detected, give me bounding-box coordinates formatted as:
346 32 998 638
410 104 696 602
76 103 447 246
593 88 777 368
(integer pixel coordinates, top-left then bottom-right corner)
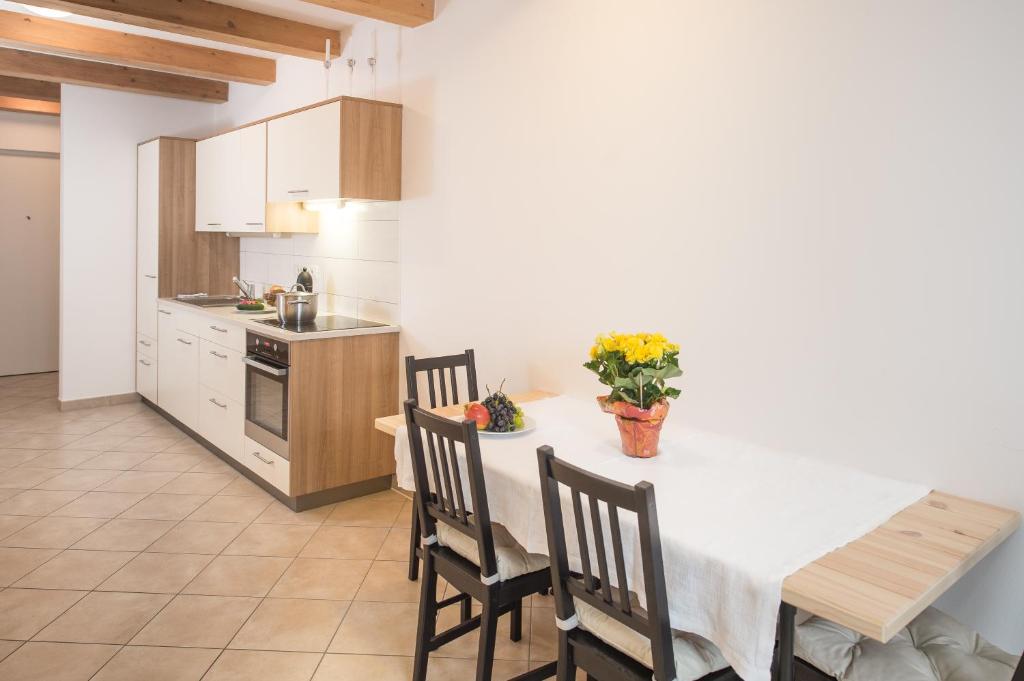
232 276 255 299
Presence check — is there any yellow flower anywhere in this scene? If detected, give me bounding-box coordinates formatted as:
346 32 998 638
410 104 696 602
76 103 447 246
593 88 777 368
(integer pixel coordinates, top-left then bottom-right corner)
589 344 600 359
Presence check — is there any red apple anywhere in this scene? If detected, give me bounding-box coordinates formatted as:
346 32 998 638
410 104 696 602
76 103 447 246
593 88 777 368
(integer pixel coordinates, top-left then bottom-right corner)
463 402 490 431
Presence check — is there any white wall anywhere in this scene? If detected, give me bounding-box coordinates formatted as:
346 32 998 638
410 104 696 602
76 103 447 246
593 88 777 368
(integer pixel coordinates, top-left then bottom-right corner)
0 111 60 376
398 0 1024 649
59 86 214 402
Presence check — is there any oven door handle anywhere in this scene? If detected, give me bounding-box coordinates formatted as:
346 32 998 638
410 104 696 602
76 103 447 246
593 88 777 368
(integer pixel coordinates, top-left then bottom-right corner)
243 356 288 377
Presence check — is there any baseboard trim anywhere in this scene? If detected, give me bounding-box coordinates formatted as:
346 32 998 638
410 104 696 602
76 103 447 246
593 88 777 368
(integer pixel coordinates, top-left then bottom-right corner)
60 392 140 412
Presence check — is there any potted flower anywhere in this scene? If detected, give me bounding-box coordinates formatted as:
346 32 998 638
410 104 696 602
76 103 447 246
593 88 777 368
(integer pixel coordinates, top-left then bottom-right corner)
584 332 682 457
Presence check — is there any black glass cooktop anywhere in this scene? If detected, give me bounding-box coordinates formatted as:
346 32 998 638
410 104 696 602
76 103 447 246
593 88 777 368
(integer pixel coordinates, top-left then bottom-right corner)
255 315 388 333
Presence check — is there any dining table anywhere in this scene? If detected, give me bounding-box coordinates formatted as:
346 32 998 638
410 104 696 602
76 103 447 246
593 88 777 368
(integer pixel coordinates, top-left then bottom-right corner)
375 391 1021 681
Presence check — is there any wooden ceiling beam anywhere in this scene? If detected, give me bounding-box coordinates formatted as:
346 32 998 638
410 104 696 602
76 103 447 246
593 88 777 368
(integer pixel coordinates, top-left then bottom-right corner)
0 10 275 85
0 48 227 102
298 0 434 27
0 95 59 116
0 74 59 101
17 0 344 59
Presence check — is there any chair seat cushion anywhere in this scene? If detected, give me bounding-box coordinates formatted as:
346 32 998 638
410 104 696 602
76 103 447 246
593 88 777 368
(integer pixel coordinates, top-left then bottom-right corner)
796 607 1020 681
436 522 549 582
573 596 729 681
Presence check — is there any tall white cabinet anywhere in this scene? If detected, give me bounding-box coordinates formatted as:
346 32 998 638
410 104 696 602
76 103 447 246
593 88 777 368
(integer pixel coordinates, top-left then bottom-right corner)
136 141 160 402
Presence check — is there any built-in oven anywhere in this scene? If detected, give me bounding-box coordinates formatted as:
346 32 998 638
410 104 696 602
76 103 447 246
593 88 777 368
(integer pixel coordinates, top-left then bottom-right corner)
244 332 290 460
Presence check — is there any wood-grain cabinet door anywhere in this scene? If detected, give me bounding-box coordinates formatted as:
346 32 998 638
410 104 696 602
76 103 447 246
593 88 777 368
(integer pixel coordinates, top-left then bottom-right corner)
195 135 226 232
266 101 340 203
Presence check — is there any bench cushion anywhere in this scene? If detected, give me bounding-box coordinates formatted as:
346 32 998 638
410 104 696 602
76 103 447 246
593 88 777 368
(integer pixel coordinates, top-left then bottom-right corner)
796 607 1020 681
436 521 549 582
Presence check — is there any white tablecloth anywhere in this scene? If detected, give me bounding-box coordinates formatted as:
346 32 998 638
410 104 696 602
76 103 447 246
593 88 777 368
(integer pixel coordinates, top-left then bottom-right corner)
393 395 929 681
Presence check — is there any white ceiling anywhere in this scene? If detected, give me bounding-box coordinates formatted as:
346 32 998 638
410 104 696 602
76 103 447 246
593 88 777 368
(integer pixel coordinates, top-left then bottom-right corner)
0 0 372 60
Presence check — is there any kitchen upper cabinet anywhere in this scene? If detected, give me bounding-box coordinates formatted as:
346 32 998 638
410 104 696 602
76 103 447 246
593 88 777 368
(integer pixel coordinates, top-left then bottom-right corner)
267 101 341 204
196 123 266 233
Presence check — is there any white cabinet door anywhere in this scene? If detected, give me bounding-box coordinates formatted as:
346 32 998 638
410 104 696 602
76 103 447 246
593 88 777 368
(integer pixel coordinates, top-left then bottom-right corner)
199 339 244 404
242 437 290 494
137 275 159 341
137 141 160 342
195 135 226 232
136 355 157 403
226 123 266 232
199 385 244 462
267 101 340 203
158 309 199 429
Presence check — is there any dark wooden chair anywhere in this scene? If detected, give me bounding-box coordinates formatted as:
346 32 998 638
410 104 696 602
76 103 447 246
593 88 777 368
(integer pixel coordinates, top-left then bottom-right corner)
405 399 555 681
405 349 479 581
537 446 737 681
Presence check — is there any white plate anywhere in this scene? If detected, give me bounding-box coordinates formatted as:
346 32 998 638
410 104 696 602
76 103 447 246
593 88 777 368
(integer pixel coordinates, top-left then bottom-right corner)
477 415 536 437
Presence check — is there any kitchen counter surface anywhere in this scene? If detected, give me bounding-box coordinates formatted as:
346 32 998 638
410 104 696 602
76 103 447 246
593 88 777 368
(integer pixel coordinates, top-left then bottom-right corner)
158 297 400 342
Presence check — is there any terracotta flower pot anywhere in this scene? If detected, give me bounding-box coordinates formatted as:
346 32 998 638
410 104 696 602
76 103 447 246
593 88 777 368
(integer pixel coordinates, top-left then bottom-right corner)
597 396 670 458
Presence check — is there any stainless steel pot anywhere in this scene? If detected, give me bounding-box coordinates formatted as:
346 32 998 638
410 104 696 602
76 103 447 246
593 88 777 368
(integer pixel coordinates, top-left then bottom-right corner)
275 285 318 324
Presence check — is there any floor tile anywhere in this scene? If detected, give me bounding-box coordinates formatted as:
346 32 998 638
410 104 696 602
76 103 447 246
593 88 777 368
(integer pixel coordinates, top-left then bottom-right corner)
188 457 238 475
0 588 85 639
146 520 246 554
14 549 136 589
229 597 350 652
313 654 413 681
394 500 414 529
300 525 388 560
0 641 19 663
75 452 156 470
223 523 317 557
33 468 120 491
325 491 405 527
188 494 272 523
98 552 213 593
134 452 206 472
118 493 210 520
94 421 156 437
7 433 85 450
130 594 259 648
0 641 119 681
529 606 557 662
377 526 411 561
0 546 59 586
72 518 176 551
63 433 134 451
91 646 219 681
217 476 270 497
157 472 234 495
254 501 334 525
269 558 372 600
163 439 209 455
0 516 106 549
95 470 181 493
33 591 172 644
109 436 181 453
0 488 24 502
426 657 528 681
0 467 64 489
0 449 41 468
18 450 98 469
201 650 321 681
182 554 290 597
50 491 146 518
0 489 83 516
328 601 419 656
355 560 423 602
0 514 37 539
434 603 530 661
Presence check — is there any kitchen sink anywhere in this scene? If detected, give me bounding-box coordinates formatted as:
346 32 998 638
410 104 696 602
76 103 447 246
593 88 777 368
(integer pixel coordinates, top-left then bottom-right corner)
175 294 244 307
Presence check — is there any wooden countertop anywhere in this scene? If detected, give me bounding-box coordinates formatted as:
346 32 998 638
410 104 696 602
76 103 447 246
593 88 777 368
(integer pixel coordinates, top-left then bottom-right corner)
374 392 1020 643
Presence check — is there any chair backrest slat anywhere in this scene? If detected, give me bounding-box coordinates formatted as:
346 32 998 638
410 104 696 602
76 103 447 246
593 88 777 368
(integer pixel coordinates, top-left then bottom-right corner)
538 446 677 680
406 350 479 409
404 399 499 580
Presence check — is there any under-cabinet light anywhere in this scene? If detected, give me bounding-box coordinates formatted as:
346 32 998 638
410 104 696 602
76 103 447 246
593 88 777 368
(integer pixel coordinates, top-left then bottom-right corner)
303 199 345 212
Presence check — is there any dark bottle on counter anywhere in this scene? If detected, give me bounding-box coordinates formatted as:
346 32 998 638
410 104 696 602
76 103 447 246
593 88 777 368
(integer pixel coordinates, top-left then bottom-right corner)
297 267 313 293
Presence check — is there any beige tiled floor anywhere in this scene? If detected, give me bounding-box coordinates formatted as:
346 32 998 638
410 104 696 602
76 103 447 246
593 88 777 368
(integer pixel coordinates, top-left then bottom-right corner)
0 372 560 680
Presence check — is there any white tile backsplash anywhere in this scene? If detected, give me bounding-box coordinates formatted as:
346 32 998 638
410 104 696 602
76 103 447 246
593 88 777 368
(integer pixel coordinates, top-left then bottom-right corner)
238 202 400 324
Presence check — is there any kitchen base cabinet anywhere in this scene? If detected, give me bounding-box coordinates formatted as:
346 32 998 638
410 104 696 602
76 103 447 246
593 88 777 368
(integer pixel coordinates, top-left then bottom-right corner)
158 316 199 431
136 355 158 403
242 437 290 495
199 385 243 463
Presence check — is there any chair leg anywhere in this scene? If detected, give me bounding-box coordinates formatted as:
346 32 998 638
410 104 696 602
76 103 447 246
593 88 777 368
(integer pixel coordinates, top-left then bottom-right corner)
407 504 420 581
510 598 523 642
411 550 438 681
460 593 472 622
475 596 499 681
556 630 575 681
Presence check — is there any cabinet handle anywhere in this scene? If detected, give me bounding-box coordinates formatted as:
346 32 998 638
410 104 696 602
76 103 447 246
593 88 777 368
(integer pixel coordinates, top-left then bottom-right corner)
176 338 192 345
209 325 228 333
209 350 227 359
245 222 263 226
158 310 172 315
138 340 151 347
138 359 151 367
144 274 157 279
207 223 222 226
286 189 309 194
208 397 227 409
252 452 274 465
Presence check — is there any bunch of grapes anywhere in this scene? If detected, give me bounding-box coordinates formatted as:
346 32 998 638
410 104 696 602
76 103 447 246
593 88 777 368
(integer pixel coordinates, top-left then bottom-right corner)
482 381 523 432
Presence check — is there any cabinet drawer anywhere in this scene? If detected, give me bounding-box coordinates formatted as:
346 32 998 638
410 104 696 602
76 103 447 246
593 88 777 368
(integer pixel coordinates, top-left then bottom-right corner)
136 333 157 360
199 339 244 403
136 355 157 403
157 305 203 337
199 385 243 462
200 319 246 353
242 436 290 495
